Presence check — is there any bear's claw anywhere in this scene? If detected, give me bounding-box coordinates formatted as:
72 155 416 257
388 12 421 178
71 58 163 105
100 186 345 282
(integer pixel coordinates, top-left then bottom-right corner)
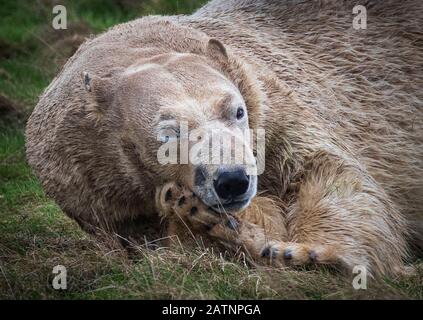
260 241 341 267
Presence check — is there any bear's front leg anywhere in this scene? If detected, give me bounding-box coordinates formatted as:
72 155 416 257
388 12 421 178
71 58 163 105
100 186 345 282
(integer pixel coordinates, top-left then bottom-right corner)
155 182 287 260
156 182 244 246
260 150 409 277
156 182 239 229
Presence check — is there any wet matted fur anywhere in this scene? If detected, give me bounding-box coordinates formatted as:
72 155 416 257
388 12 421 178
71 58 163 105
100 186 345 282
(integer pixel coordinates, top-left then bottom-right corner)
26 0 422 277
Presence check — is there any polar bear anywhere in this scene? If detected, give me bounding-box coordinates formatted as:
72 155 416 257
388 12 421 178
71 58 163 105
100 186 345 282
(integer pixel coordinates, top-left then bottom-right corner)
26 0 423 276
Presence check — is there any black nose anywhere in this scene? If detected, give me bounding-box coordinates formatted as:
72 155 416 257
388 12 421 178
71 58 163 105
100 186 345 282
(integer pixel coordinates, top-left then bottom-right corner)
214 169 250 200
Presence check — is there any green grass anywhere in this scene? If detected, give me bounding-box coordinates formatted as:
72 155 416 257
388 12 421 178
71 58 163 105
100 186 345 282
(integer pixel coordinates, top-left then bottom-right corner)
0 0 422 300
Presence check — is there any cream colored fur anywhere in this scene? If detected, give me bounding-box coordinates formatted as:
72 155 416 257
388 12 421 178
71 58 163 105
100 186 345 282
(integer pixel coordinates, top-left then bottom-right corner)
26 0 422 277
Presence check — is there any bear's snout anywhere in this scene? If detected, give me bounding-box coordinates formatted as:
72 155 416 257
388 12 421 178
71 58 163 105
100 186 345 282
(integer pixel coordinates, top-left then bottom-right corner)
214 169 250 200
192 165 256 213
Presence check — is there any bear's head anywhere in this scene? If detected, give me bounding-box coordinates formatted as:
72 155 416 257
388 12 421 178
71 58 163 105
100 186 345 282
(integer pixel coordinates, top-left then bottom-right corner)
83 38 265 214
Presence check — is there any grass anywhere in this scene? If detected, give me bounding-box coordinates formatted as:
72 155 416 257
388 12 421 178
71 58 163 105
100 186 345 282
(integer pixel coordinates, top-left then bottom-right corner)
0 0 422 300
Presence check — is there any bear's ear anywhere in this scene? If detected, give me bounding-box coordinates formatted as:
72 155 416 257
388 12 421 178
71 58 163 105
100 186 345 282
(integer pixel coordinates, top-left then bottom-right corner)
82 71 114 112
206 38 228 63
